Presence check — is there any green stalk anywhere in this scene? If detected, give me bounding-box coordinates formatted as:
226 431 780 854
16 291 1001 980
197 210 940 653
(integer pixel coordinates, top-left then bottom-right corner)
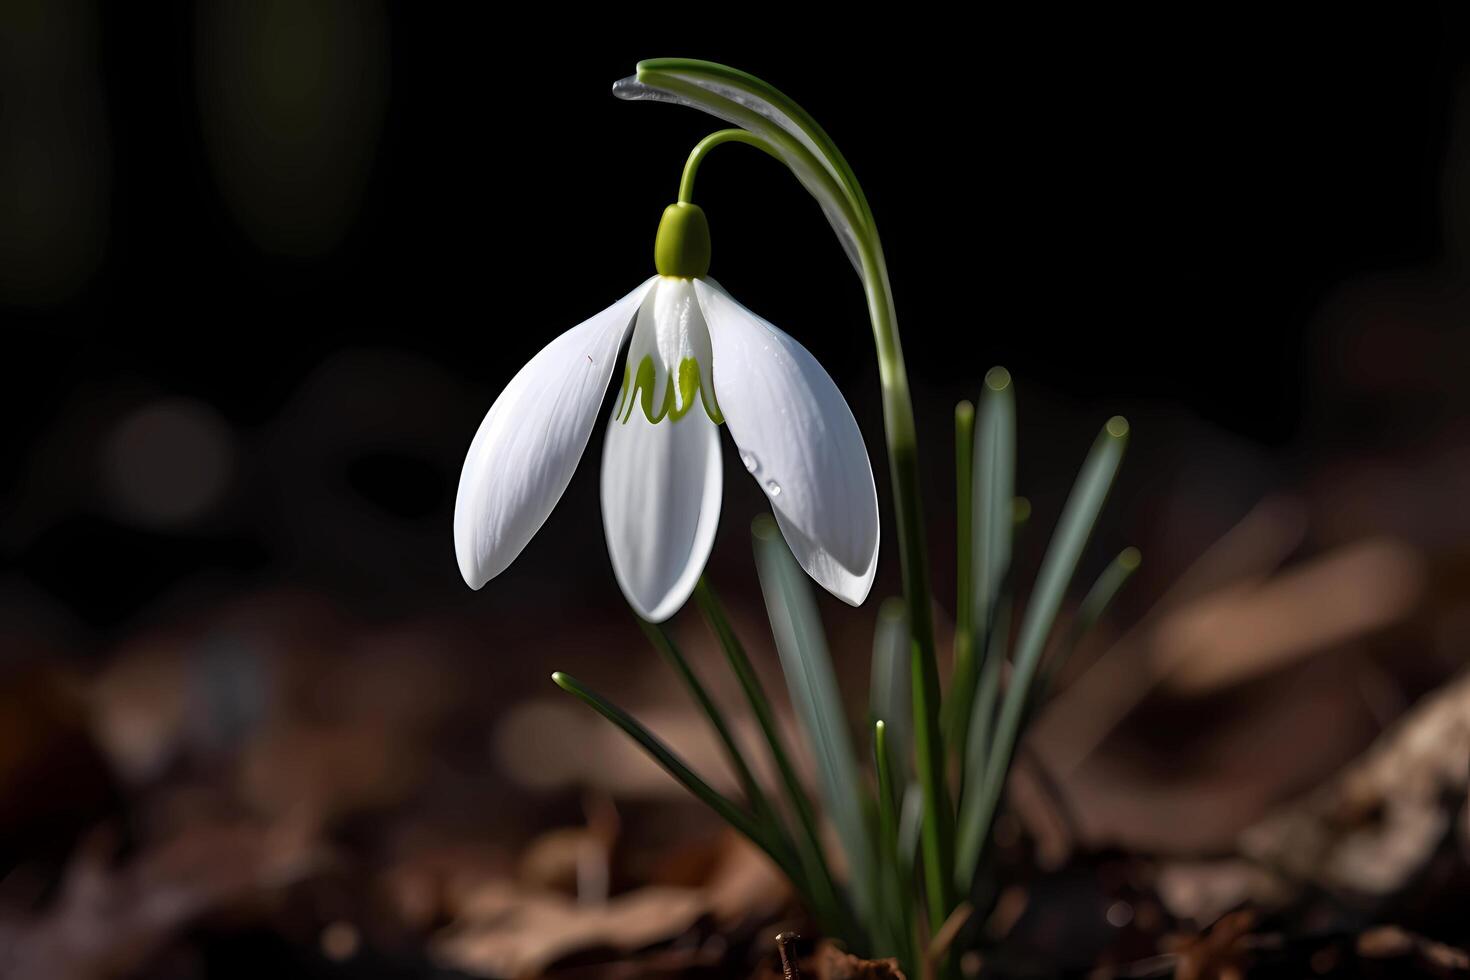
678 129 784 203
850 130 954 940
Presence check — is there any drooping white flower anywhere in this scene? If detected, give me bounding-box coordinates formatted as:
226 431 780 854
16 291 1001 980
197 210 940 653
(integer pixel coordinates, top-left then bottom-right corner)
453 203 879 622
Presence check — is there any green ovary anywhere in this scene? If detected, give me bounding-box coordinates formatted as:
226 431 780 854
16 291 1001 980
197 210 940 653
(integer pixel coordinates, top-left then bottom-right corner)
615 355 723 424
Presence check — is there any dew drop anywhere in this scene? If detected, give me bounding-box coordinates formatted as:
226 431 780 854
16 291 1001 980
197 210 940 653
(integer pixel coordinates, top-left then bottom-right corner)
765 480 782 497
741 451 759 473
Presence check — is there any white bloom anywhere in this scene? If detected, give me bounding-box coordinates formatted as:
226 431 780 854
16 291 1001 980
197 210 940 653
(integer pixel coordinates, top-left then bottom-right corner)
453 270 879 623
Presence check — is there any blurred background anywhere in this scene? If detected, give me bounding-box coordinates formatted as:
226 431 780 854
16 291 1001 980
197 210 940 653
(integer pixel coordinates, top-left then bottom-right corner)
5 3 1470 977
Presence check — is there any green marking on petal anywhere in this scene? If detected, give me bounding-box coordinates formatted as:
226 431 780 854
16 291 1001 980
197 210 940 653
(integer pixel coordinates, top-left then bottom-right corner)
620 355 655 423
651 376 675 423
700 372 724 425
614 361 632 419
666 358 701 421
619 354 723 425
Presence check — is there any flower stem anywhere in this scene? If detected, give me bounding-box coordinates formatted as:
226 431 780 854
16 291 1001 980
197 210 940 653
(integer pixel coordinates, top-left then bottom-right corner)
678 129 783 205
857 232 955 932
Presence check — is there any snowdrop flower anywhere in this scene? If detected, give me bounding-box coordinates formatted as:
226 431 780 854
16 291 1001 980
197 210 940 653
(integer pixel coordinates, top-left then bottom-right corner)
454 202 879 621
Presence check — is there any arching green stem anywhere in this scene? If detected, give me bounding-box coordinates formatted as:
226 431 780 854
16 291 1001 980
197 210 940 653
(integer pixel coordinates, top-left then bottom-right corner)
854 228 955 933
621 60 954 931
678 129 783 204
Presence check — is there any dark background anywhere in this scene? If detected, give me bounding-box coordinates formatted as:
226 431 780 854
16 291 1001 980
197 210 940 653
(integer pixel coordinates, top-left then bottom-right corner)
7 6 1468 636
4 5 1470 977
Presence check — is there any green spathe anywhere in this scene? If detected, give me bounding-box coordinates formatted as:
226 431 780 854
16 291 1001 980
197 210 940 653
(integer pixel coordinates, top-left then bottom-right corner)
653 202 711 278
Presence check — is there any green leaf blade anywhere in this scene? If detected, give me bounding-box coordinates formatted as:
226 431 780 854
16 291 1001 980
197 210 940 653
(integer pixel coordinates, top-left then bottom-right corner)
637 618 781 840
551 671 788 873
869 598 912 788
693 578 857 949
943 401 978 752
951 368 1017 775
1032 546 1141 711
955 416 1129 890
752 516 878 932
875 721 919 976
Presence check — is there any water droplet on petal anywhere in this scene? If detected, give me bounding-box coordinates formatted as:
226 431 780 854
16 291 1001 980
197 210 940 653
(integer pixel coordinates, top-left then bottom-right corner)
765 480 781 497
741 452 759 473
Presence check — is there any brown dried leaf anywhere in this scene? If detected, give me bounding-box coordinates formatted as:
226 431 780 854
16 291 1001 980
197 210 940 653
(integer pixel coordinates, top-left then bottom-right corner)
1357 926 1470 975
749 940 906 980
431 883 707 978
1166 909 1257 980
1155 860 1292 925
702 832 790 927
517 828 609 898
1240 668 1470 894
1156 538 1424 694
814 943 907 980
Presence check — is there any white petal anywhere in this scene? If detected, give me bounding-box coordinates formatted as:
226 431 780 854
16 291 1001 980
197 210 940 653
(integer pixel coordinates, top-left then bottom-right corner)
601 409 722 622
695 279 878 605
454 277 656 589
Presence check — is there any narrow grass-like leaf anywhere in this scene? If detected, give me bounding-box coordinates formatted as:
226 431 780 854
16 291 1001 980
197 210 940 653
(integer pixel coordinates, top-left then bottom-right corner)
637 618 783 841
869 598 912 788
875 721 919 976
944 401 977 751
551 671 798 881
927 902 975 969
753 516 878 932
975 370 1017 651
955 418 1130 889
692 578 854 946
963 552 1014 795
1031 547 1141 712
947 370 1015 767
964 494 1031 812
898 784 924 887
